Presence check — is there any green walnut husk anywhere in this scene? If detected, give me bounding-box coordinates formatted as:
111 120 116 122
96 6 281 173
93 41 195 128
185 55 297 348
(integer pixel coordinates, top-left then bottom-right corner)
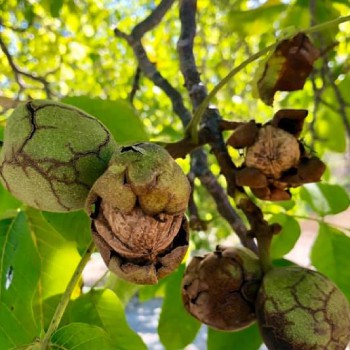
182 245 263 331
86 142 191 285
0 100 117 212
256 266 350 350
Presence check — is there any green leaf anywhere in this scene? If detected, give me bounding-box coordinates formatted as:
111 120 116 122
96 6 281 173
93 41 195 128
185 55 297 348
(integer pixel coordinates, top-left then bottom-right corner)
0 183 21 219
105 273 140 306
315 108 346 152
0 213 41 349
26 208 81 299
272 258 297 268
0 123 4 142
41 294 62 331
311 223 350 300
269 214 301 259
51 323 113 350
50 0 64 18
138 276 167 302
64 289 146 350
22 0 35 25
207 323 262 350
228 4 287 36
300 183 350 216
62 96 149 143
158 264 201 350
253 33 319 105
26 208 82 328
42 210 92 254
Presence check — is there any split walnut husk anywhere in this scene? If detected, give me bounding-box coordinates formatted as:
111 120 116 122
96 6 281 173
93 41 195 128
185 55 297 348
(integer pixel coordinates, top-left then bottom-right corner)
86 142 191 284
182 246 263 331
228 109 326 201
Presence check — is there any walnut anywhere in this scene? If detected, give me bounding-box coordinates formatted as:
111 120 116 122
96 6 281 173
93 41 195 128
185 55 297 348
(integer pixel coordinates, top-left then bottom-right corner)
246 125 300 179
228 110 326 201
182 246 262 331
256 267 350 350
92 203 189 285
0 100 117 212
86 142 191 284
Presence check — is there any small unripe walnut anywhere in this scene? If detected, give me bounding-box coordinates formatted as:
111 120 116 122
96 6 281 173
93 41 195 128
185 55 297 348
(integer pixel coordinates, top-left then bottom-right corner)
256 266 350 350
182 246 263 331
0 100 117 212
87 142 191 285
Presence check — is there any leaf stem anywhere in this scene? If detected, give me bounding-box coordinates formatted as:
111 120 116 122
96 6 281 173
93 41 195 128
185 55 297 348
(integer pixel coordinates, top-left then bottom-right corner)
189 43 275 142
40 240 95 350
188 14 350 143
257 235 273 274
264 211 350 232
304 14 350 35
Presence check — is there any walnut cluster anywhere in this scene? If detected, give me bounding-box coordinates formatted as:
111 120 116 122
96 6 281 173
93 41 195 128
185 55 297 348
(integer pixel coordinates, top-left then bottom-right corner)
227 110 326 201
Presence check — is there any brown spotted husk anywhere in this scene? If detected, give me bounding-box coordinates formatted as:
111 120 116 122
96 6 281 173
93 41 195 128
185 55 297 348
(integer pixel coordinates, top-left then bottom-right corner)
182 246 263 331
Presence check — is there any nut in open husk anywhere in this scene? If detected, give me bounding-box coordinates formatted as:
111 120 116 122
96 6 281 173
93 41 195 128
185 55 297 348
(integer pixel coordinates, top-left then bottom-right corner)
182 245 263 331
256 266 350 350
86 142 191 285
228 109 326 201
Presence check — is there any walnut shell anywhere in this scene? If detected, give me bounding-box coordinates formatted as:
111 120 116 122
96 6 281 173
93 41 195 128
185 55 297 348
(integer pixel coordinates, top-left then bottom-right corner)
246 125 300 179
182 246 262 331
86 142 191 284
92 202 189 284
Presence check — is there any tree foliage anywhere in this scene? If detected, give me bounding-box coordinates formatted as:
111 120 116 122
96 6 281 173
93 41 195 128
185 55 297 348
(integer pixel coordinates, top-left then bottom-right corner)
0 0 350 349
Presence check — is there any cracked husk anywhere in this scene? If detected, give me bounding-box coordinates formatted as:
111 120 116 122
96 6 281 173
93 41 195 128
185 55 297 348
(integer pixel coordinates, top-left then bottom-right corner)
0 100 117 212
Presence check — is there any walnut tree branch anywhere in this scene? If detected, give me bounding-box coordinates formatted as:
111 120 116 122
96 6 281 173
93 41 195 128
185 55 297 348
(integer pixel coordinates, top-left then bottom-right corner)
190 149 257 252
177 0 237 197
113 1 252 250
131 0 175 40
129 66 142 105
0 34 53 98
114 0 191 127
177 0 269 251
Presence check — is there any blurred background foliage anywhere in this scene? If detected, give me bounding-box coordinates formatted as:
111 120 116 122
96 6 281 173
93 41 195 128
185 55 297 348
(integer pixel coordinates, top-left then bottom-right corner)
0 0 350 349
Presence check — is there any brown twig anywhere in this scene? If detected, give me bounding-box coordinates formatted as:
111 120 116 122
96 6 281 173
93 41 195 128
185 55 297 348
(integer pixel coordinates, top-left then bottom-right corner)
0 34 53 98
219 120 246 131
129 66 141 105
187 170 207 231
114 0 191 128
238 198 281 271
177 0 238 197
190 149 257 252
131 0 175 40
0 18 27 32
177 0 270 251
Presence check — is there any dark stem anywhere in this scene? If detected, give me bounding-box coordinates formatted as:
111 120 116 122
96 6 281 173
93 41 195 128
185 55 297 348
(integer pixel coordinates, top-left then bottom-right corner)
129 66 142 105
0 34 53 98
177 0 266 252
